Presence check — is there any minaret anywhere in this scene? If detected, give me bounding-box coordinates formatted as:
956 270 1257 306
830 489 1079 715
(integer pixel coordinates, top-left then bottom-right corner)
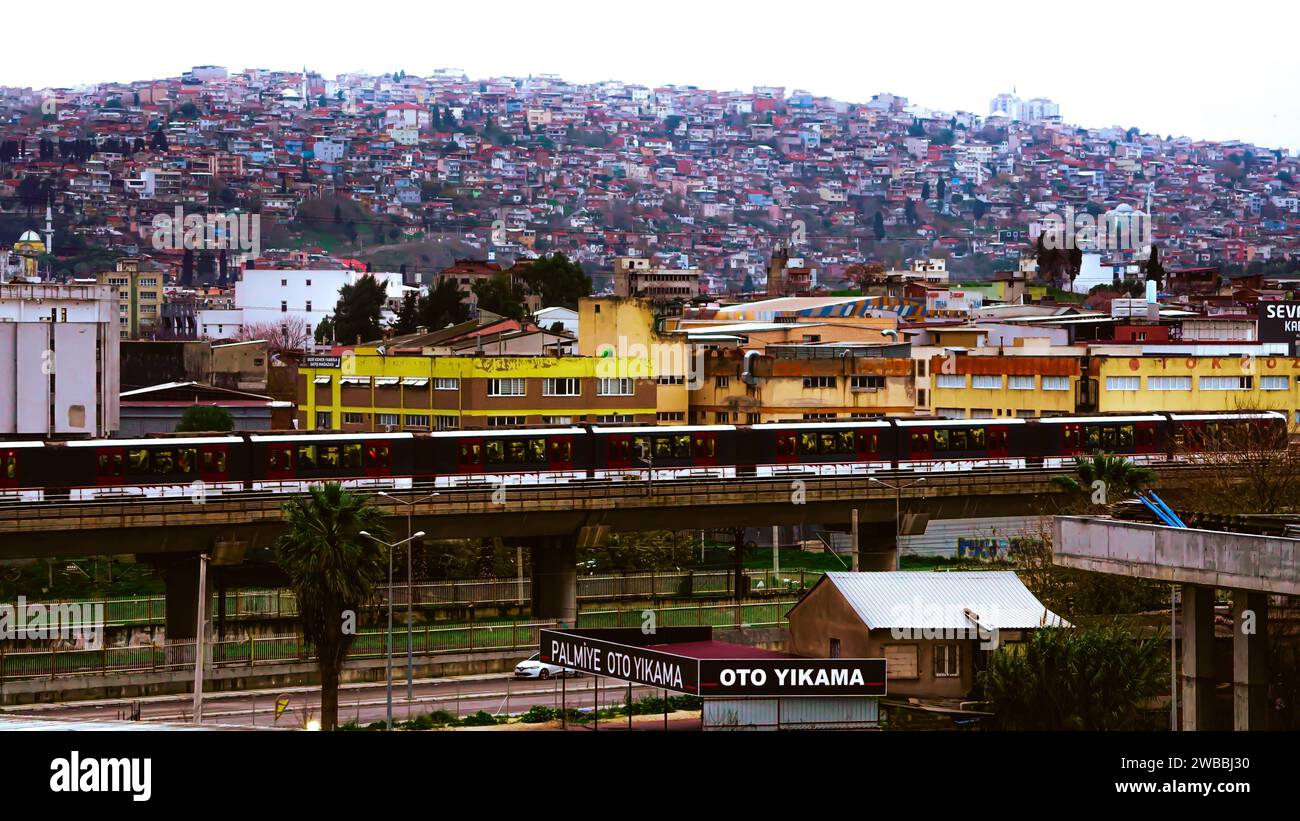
43 197 54 256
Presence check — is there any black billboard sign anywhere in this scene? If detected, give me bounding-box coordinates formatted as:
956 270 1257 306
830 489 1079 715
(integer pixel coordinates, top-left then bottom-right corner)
1258 302 1300 351
539 629 700 694
302 355 342 368
698 659 887 698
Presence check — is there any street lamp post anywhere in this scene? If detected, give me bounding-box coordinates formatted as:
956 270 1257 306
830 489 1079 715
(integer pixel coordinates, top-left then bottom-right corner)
379 490 439 705
869 477 926 570
360 529 426 730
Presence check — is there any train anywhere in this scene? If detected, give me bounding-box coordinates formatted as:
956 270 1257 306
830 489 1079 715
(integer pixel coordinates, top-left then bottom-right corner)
0 410 1285 502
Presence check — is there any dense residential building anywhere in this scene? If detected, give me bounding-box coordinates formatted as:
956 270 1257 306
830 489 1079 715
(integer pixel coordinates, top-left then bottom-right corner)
95 257 163 339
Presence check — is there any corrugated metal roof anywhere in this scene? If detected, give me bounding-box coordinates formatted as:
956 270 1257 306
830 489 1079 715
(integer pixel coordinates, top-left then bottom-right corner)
818 571 1068 630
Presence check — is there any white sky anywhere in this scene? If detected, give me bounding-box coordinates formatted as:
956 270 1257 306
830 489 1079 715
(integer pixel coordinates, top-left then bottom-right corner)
10 0 1299 150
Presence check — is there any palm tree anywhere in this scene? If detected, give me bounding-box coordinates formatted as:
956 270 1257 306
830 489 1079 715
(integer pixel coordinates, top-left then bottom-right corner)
276 483 388 730
1051 452 1155 505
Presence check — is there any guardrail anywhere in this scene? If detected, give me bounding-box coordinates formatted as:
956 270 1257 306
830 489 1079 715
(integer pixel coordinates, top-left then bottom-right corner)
7 570 821 628
0 600 796 683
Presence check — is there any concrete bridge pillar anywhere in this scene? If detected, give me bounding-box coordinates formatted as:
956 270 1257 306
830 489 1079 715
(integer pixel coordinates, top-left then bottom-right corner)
1180 585 1217 731
1232 590 1269 731
160 554 214 666
530 536 577 628
857 520 898 572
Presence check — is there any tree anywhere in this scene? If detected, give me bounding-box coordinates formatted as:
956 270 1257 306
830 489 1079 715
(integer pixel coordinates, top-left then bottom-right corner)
1145 243 1165 288
150 128 169 152
276 484 387 730
977 622 1168 730
315 314 335 345
1050 453 1155 507
515 253 591 309
419 277 470 329
180 248 195 286
238 318 311 354
332 274 387 344
472 272 526 320
175 405 233 432
872 212 886 241
392 291 421 335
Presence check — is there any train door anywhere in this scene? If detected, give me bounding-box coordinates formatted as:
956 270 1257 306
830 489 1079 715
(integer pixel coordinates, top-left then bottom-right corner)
691 431 718 468
856 428 883 469
266 442 295 484
774 431 798 465
988 425 1012 466
906 427 932 468
0 448 21 492
546 434 576 481
364 440 393 478
199 444 230 487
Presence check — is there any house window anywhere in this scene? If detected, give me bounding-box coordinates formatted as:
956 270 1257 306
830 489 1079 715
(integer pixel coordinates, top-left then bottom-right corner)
656 411 685 422
435 378 459 391
655 375 685 385
543 416 573 425
376 413 400 428
884 645 919 679
315 411 331 429
405 414 431 428
488 416 526 427
596 377 634 396
1260 376 1289 391
342 412 365 424
850 375 884 390
803 376 836 389
280 301 287 312
829 638 841 659
596 414 630 424
1149 376 1192 391
715 376 730 388
488 378 526 396
1041 376 1070 391
1200 376 1251 391
972 375 1002 389
715 412 730 424
936 374 966 389
543 377 580 396
281 279 287 287
1008 375 1035 390
435 415 459 430
305 301 312 312
934 644 961 677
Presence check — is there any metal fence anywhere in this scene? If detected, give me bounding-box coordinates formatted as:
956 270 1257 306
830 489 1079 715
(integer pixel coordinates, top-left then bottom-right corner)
0 600 797 683
18 570 821 627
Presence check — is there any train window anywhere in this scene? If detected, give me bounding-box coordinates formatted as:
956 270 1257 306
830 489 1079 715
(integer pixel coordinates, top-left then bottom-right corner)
800 433 818 454
153 450 175 474
342 444 363 468
969 428 986 449
1099 427 1115 450
819 433 836 453
319 446 341 469
177 448 197 473
366 446 391 469
97 454 110 476
485 441 504 464
5 455 15 480
529 438 547 463
1063 426 1080 449
950 429 968 451
549 440 572 462
128 449 149 473
989 429 1007 450
505 439 526 463
1137 426 1155 447
911 431 928 452
202 450 228 474
1085 427 1101 451
777 434 795 457
693 436 715 458
298 445 318 469
1118 425 1135 448
933 429 950 450
673 435 691 458
837 431 854 452
653 436 673 459
857 431 880 453
460 443 482 466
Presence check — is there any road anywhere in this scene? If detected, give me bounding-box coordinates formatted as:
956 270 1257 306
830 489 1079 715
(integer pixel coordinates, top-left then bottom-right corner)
0 673 679 729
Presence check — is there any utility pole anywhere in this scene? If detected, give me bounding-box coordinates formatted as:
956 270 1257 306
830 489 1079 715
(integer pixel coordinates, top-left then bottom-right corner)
193 554 210 724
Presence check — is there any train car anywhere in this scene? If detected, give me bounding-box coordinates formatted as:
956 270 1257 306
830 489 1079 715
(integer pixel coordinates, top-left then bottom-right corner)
895 418 1027 472
60 436 246 500
1166 411 1287 458
0 440 54 502
1032 414 1164 467
423 426 588 487
741 420 895 477
247 432 414 492
589 425 735 480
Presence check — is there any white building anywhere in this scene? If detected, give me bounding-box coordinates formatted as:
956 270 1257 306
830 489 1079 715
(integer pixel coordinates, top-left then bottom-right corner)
0 283 120 436
214 269 408 343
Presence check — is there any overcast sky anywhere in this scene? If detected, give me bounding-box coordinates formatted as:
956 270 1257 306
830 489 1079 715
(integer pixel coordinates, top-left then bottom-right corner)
10 0 1298 150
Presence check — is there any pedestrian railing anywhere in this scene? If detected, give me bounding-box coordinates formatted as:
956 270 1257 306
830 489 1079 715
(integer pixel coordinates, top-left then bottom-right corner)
14 570 820 628
0 600 798 683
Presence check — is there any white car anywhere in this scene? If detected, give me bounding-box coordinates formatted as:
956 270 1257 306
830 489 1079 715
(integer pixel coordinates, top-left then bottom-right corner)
514 652 582 680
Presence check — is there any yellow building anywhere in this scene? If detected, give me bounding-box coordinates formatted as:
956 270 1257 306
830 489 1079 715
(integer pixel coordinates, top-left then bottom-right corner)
97 258 162 339
579 296 690 423
297 342 661 431
928 351 1300 426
